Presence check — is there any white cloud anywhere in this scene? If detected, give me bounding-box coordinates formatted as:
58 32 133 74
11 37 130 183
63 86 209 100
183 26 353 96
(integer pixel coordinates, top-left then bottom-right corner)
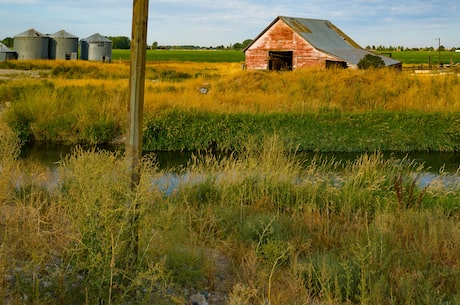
1 0 459 47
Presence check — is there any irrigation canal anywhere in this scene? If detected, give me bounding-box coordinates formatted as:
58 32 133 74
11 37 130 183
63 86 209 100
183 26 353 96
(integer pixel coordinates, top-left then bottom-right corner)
20 142 460 192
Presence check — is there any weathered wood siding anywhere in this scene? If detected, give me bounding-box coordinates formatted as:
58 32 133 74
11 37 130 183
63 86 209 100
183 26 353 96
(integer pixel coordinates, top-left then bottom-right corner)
245 19 340 70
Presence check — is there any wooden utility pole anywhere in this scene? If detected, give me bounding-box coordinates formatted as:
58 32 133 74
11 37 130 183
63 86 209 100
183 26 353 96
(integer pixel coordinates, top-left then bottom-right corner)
436 38 441 69
126 0 149 260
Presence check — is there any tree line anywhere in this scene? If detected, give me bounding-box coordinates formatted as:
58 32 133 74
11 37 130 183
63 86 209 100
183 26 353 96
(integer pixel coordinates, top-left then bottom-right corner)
1 36 253 51
7 35 456 52
104 36 254 50
365 45 458 52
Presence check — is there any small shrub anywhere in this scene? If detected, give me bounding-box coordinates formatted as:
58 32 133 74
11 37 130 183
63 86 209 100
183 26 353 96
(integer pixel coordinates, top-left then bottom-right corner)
358 54 385 69
84 118 118 144
3 106 34 143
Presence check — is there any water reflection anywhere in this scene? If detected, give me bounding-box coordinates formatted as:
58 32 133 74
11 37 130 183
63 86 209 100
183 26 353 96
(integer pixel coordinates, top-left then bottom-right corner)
20 143 460 173
17 143 460 194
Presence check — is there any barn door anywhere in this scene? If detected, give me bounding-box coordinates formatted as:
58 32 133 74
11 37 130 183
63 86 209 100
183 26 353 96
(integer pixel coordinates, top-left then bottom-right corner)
269 51 293 71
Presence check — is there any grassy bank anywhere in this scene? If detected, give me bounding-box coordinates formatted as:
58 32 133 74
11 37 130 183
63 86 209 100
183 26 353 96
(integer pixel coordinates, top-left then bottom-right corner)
1 123 459 304
143 110 460 152
1 60 460 152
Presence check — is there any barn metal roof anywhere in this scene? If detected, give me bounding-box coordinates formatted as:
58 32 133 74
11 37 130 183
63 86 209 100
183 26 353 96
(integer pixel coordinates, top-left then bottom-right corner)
246 16 400 67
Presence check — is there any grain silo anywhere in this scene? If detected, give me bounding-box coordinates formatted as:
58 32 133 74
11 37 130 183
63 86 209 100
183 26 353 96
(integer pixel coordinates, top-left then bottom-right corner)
80 33 112 62
14 28 49 60
0 42 18 61
49 30 78 60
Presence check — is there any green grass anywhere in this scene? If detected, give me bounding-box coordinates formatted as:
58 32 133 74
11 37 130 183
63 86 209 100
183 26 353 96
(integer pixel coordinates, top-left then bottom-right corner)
376 50 460 65
2 48 460 305
1 129 459 304
143 109 460 152
111 49 460 65
112 49 245 62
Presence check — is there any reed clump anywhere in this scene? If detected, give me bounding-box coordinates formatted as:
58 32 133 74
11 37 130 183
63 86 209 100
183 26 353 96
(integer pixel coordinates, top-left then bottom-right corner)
1 131 459 304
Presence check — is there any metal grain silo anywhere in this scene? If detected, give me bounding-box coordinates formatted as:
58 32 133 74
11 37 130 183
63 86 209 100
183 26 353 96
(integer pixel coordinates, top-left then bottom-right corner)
13 28 49 60
0 42 18 61
50 30 78 60
80 33 112 62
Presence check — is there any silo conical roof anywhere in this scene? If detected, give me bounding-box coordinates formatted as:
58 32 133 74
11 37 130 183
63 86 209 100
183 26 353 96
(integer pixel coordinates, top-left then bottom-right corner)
14 28 46 38
83 33 112 43
0 42 14 52
51 30 78 38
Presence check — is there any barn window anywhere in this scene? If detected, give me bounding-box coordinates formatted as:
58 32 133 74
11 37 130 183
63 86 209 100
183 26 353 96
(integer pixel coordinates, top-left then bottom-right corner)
326 60 347 69
268 51 293 71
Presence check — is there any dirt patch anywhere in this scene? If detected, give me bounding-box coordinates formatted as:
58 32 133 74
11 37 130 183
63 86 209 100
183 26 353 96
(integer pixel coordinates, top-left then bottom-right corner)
0 69 45 79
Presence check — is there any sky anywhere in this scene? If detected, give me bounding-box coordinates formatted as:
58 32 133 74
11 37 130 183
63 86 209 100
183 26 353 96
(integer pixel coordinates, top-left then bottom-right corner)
1 0 459 48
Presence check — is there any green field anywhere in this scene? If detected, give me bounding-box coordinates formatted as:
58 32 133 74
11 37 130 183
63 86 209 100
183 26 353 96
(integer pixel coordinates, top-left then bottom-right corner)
112 49 460 65
372 50 460 65
112 49 245 62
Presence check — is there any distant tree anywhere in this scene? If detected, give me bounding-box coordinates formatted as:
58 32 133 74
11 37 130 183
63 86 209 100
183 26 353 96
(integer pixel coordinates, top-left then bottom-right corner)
151 41 158 50
437 45 445 52
233 42 243 49
108 36 130 49
242 39 253 49
357 54 385 69
1 37 14 48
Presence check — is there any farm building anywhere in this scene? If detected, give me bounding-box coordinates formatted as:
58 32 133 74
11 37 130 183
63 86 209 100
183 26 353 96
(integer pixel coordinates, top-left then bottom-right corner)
80 33 112 62
0 42 17 61
49 30 78 60
244 16 401 70
13 28 49 60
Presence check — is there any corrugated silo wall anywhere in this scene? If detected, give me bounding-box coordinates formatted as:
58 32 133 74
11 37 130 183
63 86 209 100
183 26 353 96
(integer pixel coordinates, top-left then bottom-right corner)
0 52 18 61
14 36 49 60
88 42 112 62
80 41 89 60
50 38 79 59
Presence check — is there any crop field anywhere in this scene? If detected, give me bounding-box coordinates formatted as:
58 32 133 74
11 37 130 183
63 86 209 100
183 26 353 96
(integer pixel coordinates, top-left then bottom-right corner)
0 59 460 304
110 49 460 65
112 49 245 62
377 50 460 65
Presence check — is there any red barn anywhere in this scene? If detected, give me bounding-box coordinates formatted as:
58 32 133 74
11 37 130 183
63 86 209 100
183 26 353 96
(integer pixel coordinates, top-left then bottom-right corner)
244 16 400 70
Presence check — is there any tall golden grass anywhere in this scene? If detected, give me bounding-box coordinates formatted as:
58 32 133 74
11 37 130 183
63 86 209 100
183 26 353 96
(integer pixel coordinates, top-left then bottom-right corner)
1 120 459 304
2 60 460 117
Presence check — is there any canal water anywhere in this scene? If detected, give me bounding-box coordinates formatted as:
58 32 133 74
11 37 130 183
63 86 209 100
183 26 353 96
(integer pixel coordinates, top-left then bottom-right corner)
20 142 460 173
18 143 460 194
